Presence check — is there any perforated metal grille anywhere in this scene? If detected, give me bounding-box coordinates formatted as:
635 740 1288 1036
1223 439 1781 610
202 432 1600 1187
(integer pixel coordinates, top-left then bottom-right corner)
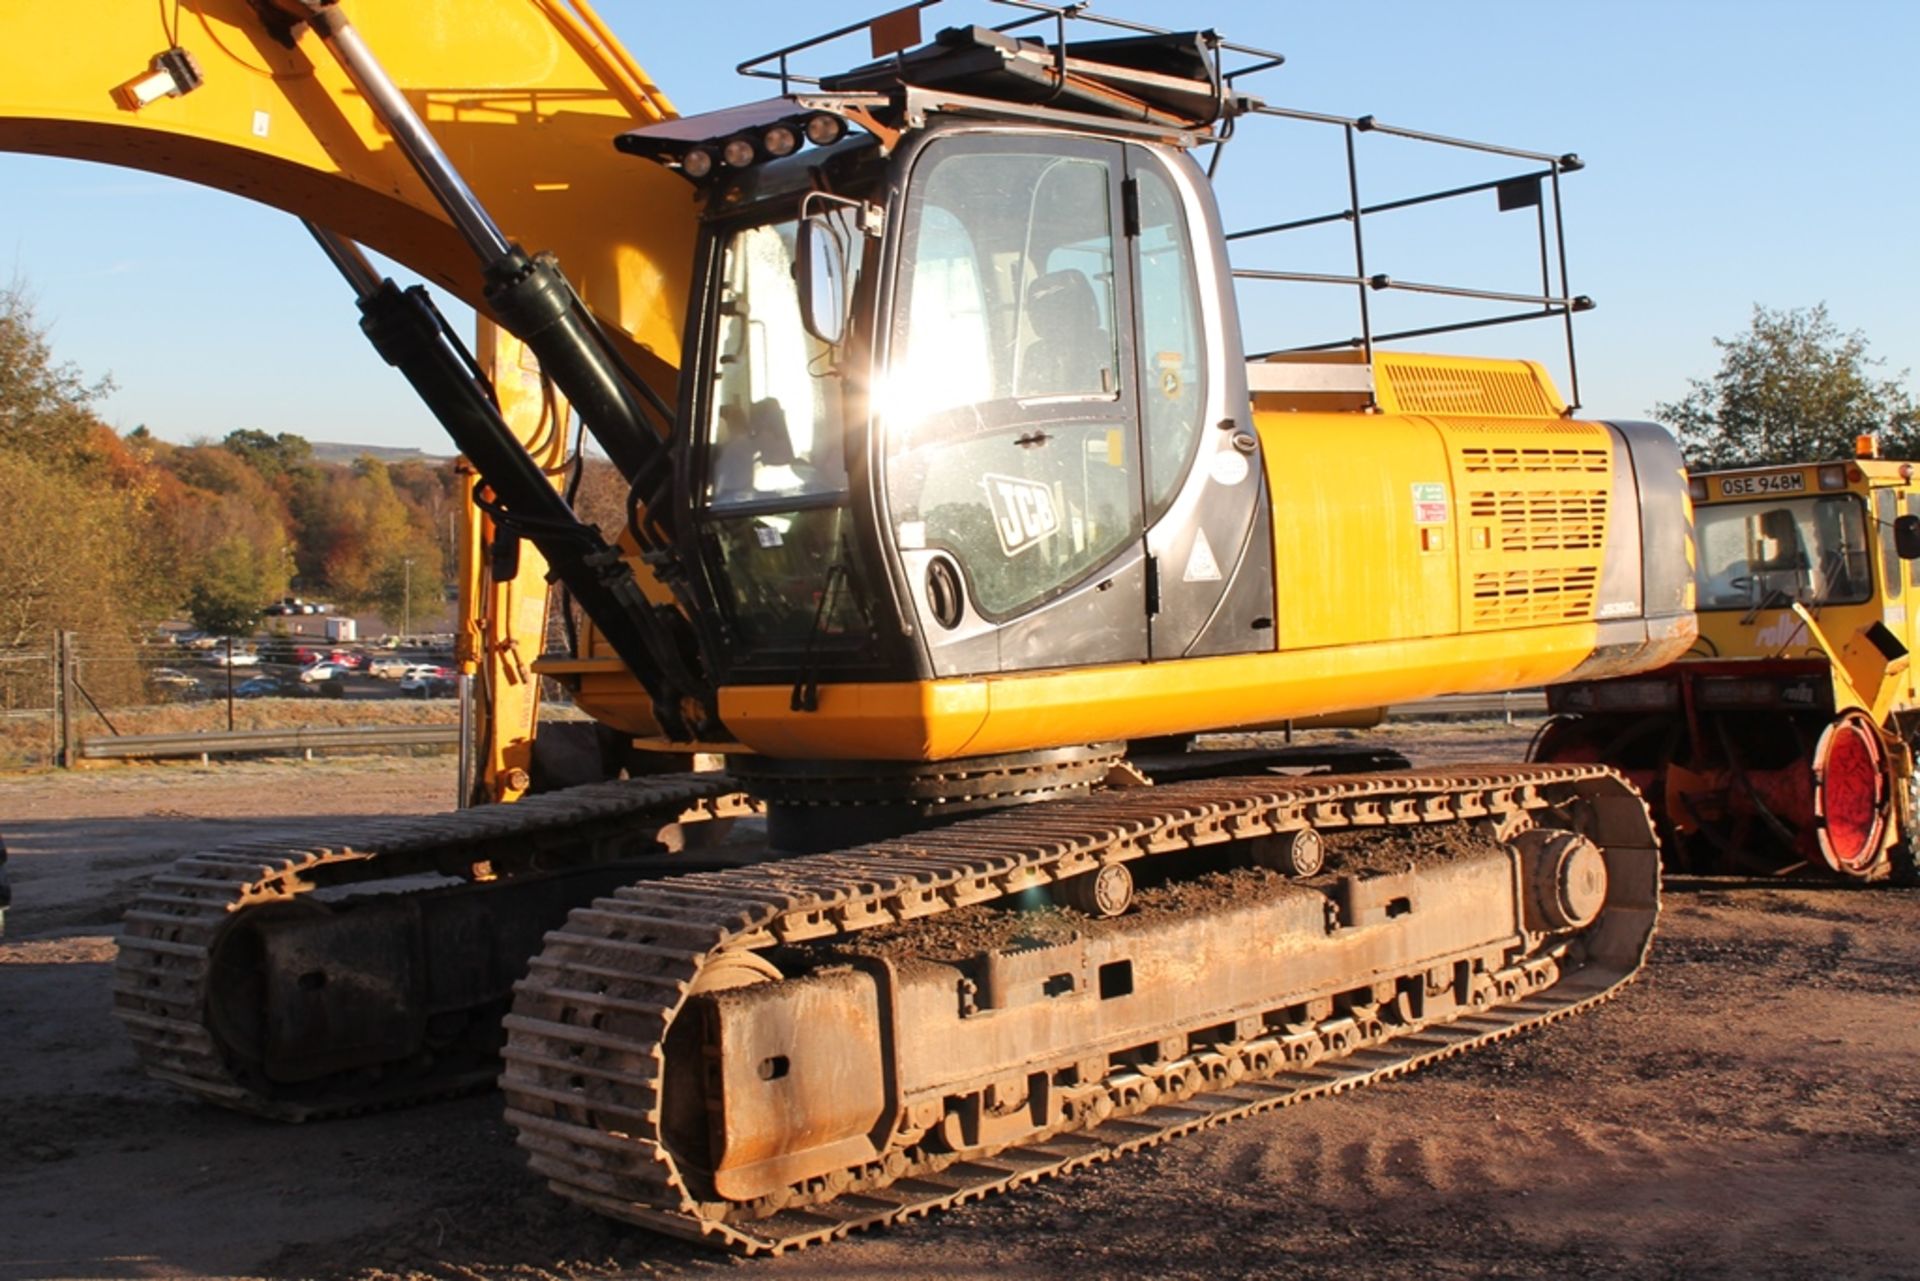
1471 566 1600 626
1378 361 1560 418
1467 490 1610 552
1459 447 1610 474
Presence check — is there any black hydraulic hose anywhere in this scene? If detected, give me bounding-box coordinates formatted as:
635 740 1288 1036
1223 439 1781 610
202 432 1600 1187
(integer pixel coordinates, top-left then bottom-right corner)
355 278 707 739
481 249 676 506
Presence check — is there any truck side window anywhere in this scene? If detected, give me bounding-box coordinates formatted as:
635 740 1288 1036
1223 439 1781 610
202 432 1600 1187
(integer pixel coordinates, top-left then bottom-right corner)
1132 165 1206 517
1879 490 1901 597
1908 493 1920 588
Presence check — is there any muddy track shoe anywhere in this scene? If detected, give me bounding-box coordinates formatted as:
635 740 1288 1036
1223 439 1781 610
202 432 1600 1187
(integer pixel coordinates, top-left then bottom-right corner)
502 763 1658 1253
114 775 742 1120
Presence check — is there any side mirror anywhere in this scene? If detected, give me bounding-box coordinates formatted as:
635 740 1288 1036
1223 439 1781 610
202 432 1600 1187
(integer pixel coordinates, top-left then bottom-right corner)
796 210 849 346
1895 513 1920 560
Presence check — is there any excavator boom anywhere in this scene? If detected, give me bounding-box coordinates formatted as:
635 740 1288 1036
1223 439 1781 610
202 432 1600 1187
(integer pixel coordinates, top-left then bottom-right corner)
0 0 691 389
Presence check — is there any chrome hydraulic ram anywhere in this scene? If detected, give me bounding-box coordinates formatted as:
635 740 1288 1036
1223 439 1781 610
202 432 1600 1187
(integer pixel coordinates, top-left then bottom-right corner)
289 2 674 504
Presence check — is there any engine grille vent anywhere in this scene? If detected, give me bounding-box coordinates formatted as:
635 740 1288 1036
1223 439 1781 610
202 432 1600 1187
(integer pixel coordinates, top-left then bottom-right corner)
1471 566 1601 627
1378 360 1562 419
1459 446 1610 475
1468 490 1610 552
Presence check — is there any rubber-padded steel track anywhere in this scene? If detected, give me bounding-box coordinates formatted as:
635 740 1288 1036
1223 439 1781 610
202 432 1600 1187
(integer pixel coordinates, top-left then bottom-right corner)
502 763 1658 1253
114 775 737 1120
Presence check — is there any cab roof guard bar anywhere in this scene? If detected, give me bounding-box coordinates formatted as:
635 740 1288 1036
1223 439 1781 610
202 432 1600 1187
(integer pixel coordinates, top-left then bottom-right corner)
738 0 1286 116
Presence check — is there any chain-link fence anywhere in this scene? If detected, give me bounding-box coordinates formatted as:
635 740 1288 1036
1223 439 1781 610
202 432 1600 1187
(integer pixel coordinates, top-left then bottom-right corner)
0 630 472 771
0 641 57 769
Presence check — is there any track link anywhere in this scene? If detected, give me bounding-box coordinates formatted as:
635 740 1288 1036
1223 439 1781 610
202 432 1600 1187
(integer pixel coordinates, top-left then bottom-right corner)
503 763 1658 1252
114 775 739 1120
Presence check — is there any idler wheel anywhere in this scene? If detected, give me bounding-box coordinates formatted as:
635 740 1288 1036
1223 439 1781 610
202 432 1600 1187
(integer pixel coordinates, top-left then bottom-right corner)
1054 863 1134 917
1251 828 1324 877
1515 829 1608 932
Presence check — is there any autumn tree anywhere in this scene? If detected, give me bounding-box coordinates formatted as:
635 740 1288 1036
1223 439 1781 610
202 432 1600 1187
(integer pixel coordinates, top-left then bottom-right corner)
0 281 115 465
0 286 147 667
1658 304 1920 469
183 534 276 635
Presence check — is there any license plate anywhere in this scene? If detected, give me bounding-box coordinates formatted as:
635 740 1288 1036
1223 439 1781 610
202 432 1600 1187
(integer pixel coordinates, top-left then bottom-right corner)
1719 472 1806 496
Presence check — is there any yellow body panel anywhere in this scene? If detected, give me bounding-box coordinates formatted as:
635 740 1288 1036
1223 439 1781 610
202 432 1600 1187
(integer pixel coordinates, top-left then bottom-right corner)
714 356 1666 763
720 620 1605 761
0 0 693 387
458 323 570 802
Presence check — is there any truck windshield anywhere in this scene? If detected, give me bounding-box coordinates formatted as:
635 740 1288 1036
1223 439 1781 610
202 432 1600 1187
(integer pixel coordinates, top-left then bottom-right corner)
697 213 869 651
1694 494 1873 611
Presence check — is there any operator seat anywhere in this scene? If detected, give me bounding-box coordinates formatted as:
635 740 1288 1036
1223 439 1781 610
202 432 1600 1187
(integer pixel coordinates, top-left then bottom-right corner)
1021 269 1110 397
1755 508 1810 571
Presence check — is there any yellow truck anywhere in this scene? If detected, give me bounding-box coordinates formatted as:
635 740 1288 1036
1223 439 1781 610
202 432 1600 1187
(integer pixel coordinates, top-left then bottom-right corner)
1537 446 1920 881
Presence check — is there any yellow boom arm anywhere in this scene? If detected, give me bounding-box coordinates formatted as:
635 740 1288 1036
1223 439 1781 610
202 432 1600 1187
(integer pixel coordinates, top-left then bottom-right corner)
0 0 694 385
0 1 699 798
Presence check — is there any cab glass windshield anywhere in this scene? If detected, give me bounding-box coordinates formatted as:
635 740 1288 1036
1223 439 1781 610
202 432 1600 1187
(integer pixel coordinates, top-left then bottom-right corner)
697 213 870 650
701 216 859 509
882 139 1139 619
1694 495 1873 610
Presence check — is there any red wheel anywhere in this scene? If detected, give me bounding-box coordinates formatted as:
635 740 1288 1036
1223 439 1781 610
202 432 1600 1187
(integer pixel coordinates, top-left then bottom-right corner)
1812 712 1890 876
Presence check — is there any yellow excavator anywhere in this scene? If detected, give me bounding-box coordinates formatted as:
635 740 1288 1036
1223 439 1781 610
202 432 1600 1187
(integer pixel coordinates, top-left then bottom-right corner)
4 0 1695 1253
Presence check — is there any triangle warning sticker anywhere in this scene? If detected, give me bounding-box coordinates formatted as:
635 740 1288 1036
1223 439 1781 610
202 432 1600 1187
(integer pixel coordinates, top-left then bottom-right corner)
1183 528 1222 583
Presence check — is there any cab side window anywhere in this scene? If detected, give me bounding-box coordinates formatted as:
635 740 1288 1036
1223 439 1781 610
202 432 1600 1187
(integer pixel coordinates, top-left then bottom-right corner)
886 141 1140 619
1133 164 1206 517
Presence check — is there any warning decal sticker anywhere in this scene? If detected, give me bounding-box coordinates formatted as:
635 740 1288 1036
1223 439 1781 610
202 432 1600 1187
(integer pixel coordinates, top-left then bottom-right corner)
1184 528 1222 582
1412 481 1449 525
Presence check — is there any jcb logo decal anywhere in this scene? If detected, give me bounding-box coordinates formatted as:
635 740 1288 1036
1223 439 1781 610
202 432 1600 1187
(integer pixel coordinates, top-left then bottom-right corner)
985 474 1059 556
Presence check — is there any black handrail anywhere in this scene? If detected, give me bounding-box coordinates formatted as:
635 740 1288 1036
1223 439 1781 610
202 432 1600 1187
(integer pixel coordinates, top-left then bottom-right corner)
1226 106 1588 411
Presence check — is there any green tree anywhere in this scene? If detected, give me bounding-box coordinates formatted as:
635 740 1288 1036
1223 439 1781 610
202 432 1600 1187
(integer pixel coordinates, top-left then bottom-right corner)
1658 304 1920 469
184 535 273 635
221 428 313 478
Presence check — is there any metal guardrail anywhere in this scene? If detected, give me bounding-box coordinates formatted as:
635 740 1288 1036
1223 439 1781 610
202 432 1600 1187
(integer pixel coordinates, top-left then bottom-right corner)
1395 691 1548 720
72 692 1548 764
78 723 460 761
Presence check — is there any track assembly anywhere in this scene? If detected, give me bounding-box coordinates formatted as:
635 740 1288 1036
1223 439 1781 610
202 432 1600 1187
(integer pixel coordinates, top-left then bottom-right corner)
502 763 1658 1252
114 776 743 1119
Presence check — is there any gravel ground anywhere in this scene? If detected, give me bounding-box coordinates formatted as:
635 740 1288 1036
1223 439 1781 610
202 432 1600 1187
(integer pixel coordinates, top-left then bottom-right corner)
2 726 1917 1281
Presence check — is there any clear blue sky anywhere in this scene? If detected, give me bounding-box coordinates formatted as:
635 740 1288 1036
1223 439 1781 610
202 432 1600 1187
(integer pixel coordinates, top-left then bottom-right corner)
2 1 1915 449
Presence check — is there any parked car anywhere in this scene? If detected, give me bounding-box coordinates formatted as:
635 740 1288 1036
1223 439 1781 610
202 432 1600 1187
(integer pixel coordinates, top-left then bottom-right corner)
203 648 261 668
326 650 367 671
147 667 202 690
407 674 458 699
299 661 355 683
367 655 410 679
234 676 314 698
399 665 454 695
270 596 337 616
258 641 320 666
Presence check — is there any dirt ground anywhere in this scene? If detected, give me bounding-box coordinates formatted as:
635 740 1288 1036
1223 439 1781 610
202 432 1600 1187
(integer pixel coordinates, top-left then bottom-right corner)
3 726 1918 1281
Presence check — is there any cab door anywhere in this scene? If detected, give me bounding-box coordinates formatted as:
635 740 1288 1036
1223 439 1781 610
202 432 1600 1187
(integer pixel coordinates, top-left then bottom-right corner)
1124 146 1273 659
882 133 1151 676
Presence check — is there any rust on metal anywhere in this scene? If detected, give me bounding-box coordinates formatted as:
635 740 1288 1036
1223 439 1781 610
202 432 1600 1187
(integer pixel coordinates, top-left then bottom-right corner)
501 763 1659 1253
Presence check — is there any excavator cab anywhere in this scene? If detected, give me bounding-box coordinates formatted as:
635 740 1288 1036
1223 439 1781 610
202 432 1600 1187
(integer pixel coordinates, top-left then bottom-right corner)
636 90 1268 710
1746 506 1814 603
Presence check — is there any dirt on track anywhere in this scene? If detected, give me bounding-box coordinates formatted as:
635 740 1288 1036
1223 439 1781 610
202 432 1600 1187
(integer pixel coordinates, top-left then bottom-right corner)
3 727 1919 1281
